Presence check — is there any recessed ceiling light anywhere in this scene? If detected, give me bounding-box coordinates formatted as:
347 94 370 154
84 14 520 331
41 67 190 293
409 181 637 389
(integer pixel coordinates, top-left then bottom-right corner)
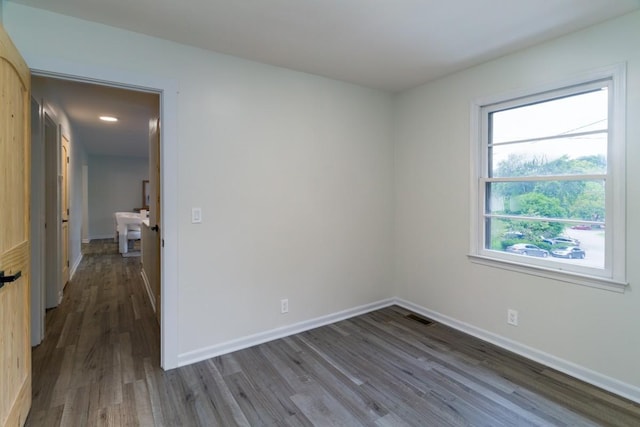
99 116 118 122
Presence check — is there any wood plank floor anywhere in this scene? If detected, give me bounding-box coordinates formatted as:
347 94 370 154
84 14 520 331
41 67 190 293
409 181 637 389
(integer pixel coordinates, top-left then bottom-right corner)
26 240 640 426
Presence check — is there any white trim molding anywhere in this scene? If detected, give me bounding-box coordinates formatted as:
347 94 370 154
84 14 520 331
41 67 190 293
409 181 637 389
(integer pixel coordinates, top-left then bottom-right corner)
394 298 640 404
70 253 83 279
177 299 396 367
140 270 156 313
468 254 627 293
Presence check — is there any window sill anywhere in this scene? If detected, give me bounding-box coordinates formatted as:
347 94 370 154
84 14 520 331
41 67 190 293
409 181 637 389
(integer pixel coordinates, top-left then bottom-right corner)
467 254 628 293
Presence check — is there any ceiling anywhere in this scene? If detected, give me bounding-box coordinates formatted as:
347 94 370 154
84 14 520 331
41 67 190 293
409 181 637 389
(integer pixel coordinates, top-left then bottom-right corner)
33 76 158 158
19 0 640 158
11 0 640 92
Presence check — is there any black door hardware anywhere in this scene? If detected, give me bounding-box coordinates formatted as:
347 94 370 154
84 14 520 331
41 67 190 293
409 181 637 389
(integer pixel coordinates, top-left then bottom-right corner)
0 270 22 290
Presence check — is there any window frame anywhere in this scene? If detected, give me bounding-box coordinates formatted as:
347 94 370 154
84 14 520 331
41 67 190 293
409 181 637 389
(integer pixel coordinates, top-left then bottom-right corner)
469 64 627 292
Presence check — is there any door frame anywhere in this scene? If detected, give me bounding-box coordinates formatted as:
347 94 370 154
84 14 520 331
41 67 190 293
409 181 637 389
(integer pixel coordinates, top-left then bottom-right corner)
43 112 62 310
30 97 46 345
28 58 179 369
31 102 65 344
60 132 70 286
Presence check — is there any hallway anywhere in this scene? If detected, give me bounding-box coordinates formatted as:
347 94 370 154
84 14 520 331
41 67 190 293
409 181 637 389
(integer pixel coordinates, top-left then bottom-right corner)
27 240 159 425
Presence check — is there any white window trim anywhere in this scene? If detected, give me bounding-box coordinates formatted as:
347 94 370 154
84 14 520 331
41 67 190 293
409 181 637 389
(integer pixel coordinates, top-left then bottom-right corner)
469 64 627 293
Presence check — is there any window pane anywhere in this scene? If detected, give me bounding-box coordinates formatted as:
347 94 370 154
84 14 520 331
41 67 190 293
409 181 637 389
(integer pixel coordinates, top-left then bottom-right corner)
490 135 607 177
491 88 608 144
486 217 525 251
487 180 605 221
485 217 604 269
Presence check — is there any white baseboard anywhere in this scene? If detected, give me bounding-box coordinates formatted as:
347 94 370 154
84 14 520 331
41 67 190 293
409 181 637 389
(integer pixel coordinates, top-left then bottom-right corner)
174 295 640 404
177 298 396 367
393 298 640 404
140 269 156 313
70 254 82 279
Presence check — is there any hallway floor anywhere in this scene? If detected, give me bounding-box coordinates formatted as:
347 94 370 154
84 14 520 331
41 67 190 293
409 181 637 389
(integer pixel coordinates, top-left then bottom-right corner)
27 239 159 425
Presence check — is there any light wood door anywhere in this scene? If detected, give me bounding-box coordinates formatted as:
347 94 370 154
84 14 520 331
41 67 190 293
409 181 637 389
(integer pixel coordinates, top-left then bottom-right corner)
0 24 32 426
61 134 69 286
149 118 161 324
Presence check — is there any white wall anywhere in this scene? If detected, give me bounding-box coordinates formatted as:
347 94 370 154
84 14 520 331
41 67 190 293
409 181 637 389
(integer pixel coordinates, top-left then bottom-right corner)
394 10 640 395
4 3 394 359
87 155 148 238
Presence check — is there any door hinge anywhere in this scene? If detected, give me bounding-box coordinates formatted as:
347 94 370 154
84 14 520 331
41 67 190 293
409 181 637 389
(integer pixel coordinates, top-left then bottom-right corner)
162 239 164 248
67 156 69 164
67 260 70 267
67 208 70 215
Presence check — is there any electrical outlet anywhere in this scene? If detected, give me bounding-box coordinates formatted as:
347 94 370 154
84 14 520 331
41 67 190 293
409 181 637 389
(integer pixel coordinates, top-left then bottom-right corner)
280 298 289 314
507 309 518 326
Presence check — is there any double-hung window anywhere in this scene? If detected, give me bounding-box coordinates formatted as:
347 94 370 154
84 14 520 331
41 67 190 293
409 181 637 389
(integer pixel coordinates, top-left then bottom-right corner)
470 66 627 291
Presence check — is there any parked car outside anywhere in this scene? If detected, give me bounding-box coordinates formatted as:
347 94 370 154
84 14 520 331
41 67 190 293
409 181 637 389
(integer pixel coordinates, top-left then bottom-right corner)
506 243 549 257
570 224 591 230
553 236 580 246
503 231 524 239
551 246 586 259
542 236 580 246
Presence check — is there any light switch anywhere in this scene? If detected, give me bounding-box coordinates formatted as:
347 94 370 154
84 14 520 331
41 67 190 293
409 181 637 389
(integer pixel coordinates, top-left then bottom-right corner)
191 207 202 224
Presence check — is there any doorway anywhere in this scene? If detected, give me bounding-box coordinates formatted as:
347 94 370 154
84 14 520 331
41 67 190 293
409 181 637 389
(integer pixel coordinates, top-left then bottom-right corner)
26 57 179 369
29 102 65 344
29 74 168 364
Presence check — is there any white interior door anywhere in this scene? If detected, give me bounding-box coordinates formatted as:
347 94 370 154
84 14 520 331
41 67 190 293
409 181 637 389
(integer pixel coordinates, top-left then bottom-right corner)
149 118 161 325
44 113 61 308
61 133 70 286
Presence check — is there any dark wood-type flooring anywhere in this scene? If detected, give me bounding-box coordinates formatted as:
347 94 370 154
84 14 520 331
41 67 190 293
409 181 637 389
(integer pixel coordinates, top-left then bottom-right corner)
26 240 640 426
